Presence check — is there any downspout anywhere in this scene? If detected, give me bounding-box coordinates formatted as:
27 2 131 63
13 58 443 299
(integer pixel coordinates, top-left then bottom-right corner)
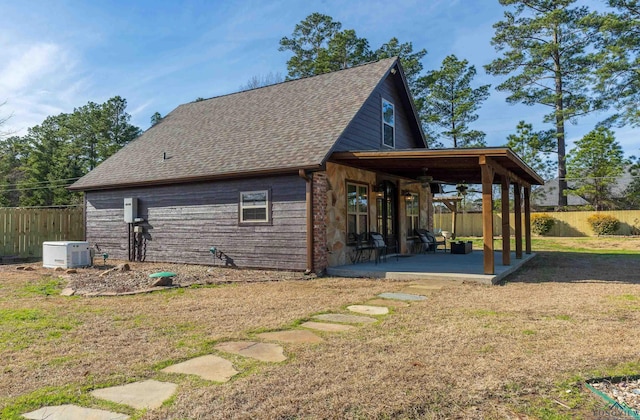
299 169 313 274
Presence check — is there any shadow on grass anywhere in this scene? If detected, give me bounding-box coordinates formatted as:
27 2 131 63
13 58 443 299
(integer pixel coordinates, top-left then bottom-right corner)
507 251 640 284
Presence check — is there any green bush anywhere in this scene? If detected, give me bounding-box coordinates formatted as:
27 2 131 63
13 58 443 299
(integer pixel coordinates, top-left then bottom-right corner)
587 214 620 236
531 214 555 235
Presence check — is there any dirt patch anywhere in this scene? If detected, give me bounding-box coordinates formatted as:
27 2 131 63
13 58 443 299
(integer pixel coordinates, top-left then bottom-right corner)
1 261 310 295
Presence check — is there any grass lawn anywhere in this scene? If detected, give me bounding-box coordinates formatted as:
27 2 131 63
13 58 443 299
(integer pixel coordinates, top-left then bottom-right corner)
1 237 639 419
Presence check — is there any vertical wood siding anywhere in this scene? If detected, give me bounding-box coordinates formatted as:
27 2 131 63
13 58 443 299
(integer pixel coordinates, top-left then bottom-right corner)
0 207 84 259
85 175 308 270
335 74 424 151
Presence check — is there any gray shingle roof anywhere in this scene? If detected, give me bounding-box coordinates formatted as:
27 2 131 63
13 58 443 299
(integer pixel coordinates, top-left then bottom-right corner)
532 168 635 207
70 57 398 190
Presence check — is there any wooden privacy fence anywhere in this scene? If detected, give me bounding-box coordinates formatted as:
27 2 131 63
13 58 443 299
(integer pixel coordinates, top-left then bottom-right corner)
435 210 640 237
0 207 84 259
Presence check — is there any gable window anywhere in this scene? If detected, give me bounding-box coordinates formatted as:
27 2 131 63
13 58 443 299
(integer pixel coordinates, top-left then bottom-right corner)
405 193 419 237
347 182 369 243
240 190 270 223
382 99 395 148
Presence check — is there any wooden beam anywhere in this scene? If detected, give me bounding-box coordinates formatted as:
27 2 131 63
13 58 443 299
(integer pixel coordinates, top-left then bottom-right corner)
440 200 457 212
524 186 532 254
501 176 510 266
480 156 531 189
513 183 523 259
481 161 495 275
452 203 457 238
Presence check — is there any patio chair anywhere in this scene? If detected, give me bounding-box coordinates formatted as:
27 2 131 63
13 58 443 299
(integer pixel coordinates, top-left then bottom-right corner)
369 232 399 264
415 229 447 253
349 232 375 264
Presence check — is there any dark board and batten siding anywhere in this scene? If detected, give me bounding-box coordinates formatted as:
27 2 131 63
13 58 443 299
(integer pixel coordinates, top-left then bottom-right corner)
85 175 307 270
335 74 424 151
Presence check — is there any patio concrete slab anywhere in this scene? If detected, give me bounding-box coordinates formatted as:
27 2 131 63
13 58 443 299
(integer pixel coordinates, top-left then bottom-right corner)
327 251 537 285
347 305 389 315
300 321 357 332
215 341 287 362
366 298 410 307
90 379 177 410
23 404 129 420
161 354 238 382
377 292 426 301
257 330 323 344
313 313 377 324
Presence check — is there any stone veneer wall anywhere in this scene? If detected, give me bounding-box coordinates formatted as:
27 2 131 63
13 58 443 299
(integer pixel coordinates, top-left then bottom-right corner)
325 162 377 266
312 171 328 273
324 162 435 267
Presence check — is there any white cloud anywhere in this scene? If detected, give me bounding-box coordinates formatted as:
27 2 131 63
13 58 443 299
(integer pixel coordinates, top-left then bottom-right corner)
0 42 90 135
0 43 64 93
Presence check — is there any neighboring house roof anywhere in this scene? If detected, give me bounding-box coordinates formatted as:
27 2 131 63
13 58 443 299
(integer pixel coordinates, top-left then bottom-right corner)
532 168 635 207
71 57 419 191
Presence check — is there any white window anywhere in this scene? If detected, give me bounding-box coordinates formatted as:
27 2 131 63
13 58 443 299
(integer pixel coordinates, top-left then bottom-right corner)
382 99 395 148
347 182 369 243
240 190 269 223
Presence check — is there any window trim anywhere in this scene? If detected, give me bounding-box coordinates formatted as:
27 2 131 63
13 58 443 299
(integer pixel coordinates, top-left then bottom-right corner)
238 189 272 225
382 98 395 149
405 192 419 238
346 181 369 245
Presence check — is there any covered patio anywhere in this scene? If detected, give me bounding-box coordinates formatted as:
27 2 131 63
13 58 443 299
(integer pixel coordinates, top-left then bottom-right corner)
326 251 537 285
329 147 544 277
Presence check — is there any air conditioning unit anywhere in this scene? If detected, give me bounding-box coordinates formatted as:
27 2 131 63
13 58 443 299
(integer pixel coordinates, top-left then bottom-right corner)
42 241 91 268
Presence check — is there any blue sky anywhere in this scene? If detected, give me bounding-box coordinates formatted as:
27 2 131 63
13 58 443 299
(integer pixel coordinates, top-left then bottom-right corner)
1 0 637 157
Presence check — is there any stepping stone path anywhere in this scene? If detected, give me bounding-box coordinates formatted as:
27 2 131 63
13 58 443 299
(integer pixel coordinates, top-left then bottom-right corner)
347 305 389 315
367 298 410 307
23 285 430 418
301 321 356 332
377 292 427 301
162 355 239 382
257 330 323 344
23 404 130 420
215 341 287 362
90 379 177 410
313 313 377 324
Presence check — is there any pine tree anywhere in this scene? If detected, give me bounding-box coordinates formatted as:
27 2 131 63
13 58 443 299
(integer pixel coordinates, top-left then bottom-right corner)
418 55 490 148
485 0 600 207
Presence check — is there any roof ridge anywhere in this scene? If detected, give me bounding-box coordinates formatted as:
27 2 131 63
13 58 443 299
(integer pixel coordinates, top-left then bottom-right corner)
185 56 398 105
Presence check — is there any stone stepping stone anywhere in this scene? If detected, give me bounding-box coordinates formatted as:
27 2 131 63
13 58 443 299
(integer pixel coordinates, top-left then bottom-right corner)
347 305 389 315
377 292 426 302
215 341 286 362
90 379 177 410
313 313 376 324
367 298 410 308
162 354 238 382
23 404 129 420
300 321 356 332
257 330 323 344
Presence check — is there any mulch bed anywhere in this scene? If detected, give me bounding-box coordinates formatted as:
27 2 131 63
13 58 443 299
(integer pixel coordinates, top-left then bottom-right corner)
2 261 310 295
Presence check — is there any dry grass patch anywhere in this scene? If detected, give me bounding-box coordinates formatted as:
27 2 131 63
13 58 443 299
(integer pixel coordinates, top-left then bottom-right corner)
0 264 395 405
144 252 640 419
2 237 640 418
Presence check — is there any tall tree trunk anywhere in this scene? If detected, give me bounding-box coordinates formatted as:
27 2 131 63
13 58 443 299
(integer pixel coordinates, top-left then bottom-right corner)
450 100 457 148
554 28 568 208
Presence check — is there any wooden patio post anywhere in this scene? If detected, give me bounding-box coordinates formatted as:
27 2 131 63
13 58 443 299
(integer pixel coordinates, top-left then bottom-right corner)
501 176 510 266
513 183 523 259
524 186 532 254
480 157 495 275
452 203 457 238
